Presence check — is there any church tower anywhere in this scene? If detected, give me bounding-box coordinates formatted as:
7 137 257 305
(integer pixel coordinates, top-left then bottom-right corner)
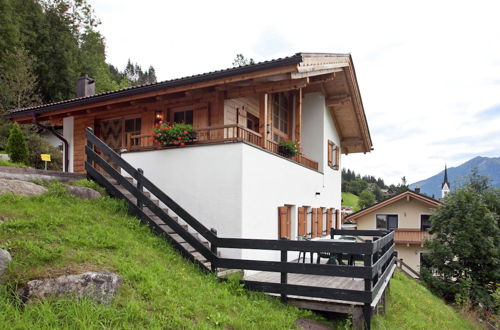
441 164 451 198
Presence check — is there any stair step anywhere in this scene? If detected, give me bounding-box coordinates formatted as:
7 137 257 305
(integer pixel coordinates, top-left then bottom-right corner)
144 208 169 217
192 252 208 263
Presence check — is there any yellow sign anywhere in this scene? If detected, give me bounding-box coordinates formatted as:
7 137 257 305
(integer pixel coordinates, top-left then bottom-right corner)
41 154 51 162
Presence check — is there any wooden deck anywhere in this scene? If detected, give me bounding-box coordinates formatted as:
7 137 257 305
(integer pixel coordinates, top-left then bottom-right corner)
244 264 396 329
245 270 364 305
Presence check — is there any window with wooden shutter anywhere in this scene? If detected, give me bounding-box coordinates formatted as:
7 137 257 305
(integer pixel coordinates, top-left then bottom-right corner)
278 206 291 239
297 207 307 237
311 208 318 238
326 208 333 235
317 208 323 237
334 144 340 170
328 140 334 167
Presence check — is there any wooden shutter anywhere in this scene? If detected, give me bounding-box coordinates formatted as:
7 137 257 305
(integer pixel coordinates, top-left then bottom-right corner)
297 207 307 237
328 140 333 167
317 208 323 237
334 144 341 170
278 206 291 239
336 209 342 229
326 208 333 235
311 208 318 238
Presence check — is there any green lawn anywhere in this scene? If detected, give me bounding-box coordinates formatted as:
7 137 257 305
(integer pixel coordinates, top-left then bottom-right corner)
0 182 325 329
372 272 478 329
342 192 359 211
0 181 478 329
0 159 29 168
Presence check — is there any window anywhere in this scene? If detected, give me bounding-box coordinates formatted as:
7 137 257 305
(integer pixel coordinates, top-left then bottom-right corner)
376 214 398 230
327 140 340 170
173 110 193 125
247 113 259 132
124 117 141 147
271 92 291 142
421 214 431 232
419 252 430 269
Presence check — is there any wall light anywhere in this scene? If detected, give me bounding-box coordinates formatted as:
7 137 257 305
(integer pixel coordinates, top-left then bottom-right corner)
155 111 164 124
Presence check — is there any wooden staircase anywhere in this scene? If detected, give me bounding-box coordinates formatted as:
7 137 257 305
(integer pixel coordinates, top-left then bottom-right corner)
104 175 213 271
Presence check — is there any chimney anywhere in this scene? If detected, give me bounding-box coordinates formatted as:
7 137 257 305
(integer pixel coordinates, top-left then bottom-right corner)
76 75 95 98
415 186 421 193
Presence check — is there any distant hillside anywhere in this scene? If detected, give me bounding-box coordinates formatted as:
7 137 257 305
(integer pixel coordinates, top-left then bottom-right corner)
410 156 500 197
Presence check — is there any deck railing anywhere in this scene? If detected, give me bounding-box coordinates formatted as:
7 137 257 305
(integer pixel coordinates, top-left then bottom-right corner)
124 124 318 171
87 127 393 329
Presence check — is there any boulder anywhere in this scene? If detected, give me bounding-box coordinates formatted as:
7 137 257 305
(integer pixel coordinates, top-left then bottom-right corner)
65 185 102 199
20 272 120 304
0 179 47 197
0 248 12 279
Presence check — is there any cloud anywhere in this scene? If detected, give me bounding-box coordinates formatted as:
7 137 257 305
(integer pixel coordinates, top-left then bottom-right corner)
475 104 500 120
252 27 293 58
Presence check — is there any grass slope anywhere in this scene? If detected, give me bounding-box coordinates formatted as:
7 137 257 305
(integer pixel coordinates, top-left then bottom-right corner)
342 192 359 210
0 181 477 329
0 182 322 329
372 272 478 329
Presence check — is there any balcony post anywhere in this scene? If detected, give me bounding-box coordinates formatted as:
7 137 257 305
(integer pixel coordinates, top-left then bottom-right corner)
294 88 302 145
259 93 268 148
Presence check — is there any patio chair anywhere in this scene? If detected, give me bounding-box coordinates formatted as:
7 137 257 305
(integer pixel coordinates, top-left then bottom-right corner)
297 236 312 263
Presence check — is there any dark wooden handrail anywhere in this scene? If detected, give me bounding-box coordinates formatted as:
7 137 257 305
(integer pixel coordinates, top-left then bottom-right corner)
396 258 421 280
85 126 396 325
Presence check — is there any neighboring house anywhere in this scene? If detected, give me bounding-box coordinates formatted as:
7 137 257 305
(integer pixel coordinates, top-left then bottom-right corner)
345 189 441 276
7 53 372 260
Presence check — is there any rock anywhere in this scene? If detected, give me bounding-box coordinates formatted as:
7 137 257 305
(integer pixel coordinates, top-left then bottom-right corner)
0 179 47 197
65 185 102 199
0 248 12 279
20 272 120 304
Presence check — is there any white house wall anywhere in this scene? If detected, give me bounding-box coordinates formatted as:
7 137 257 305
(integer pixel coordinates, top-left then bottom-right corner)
301 93 325 170
63 116 74 172
121 93 343 265
122 144 244 259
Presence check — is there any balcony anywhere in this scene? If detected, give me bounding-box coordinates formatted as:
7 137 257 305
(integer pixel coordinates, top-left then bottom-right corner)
125 124 319 171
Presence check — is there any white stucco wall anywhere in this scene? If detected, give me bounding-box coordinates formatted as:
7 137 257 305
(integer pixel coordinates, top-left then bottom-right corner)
301 93 325 170
63 116 74 172
121 93 343 264
122 143 244 259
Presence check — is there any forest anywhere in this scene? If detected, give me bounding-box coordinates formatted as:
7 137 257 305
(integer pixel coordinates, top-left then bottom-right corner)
0 0 156 168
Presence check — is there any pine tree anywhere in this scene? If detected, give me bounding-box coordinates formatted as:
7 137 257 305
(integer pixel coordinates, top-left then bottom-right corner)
6 122 28 164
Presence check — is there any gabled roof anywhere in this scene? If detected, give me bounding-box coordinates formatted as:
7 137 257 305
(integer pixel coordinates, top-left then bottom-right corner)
6 52 373 153
345 189 441 221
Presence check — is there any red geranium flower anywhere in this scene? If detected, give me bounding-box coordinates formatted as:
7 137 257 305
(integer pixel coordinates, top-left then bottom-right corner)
180 142 185 146
177 136 182 140
183 130 188 134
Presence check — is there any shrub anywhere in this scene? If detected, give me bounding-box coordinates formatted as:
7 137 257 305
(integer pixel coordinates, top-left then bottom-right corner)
278 140 301 157
151 122 194 147
6 123 28 164
25 132 63 171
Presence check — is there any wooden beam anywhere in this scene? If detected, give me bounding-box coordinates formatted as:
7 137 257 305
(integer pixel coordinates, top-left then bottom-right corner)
340 137 363 147
296 63 349 73
295 88 302 144
259 93 268 147
326 95 351 107
226 78 309 99
291 68 342 79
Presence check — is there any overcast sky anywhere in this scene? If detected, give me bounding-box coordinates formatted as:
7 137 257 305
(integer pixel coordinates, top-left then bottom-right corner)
92 0 500 185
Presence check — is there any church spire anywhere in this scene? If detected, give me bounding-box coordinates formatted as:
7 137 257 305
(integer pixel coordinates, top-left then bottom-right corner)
441 164 450 198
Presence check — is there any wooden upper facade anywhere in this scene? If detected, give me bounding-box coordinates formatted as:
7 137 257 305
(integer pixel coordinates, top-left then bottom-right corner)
8 53 372 173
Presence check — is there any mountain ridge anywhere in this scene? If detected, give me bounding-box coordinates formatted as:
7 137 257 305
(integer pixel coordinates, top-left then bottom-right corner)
409 156 500 197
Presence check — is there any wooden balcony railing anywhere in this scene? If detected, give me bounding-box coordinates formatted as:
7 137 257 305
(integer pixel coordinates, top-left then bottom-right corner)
125 124 318 171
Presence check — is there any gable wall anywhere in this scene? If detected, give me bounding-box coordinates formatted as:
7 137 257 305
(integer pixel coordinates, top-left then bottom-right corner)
355 197 438 230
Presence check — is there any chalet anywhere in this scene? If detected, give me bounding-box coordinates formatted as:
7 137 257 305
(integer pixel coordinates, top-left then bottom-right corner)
7 53 372 259
345 189 441 277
